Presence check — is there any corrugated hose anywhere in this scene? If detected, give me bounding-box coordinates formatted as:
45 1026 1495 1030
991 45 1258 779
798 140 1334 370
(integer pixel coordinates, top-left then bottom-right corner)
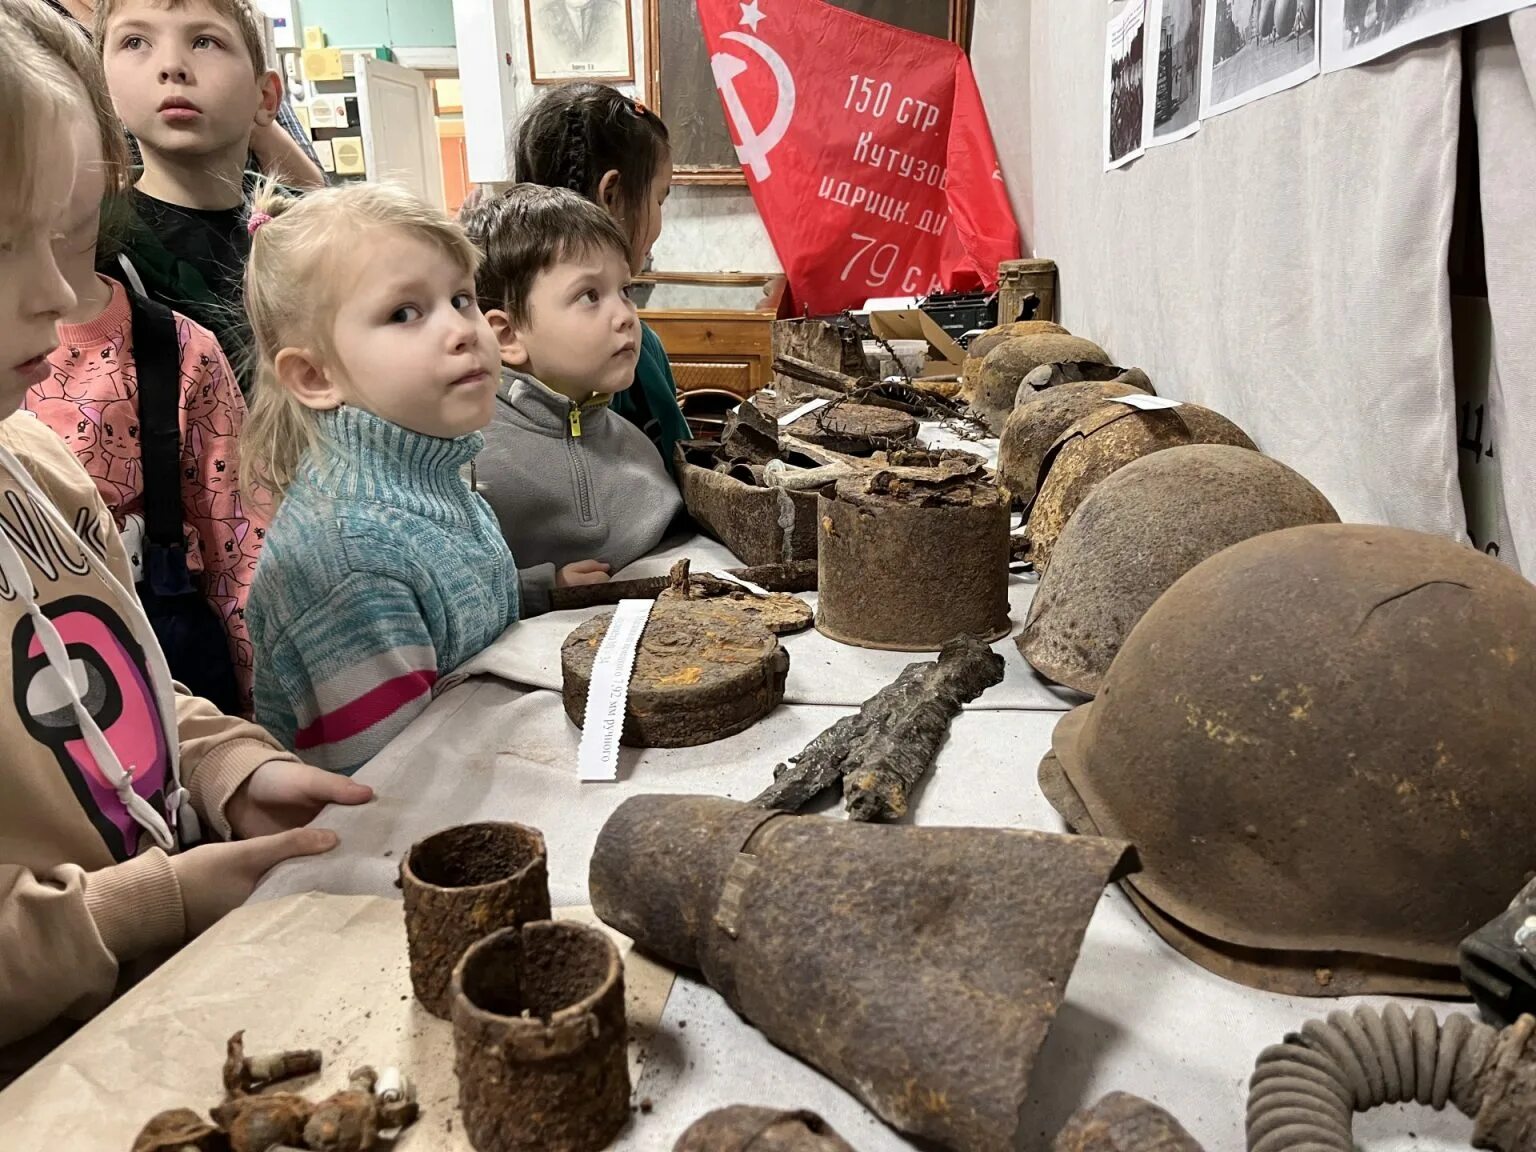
1246 1006 1536 1152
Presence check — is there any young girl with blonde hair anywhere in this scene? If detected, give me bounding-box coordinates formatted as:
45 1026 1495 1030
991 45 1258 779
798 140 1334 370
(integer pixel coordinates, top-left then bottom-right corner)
242 182 605 775
0 3 367 1080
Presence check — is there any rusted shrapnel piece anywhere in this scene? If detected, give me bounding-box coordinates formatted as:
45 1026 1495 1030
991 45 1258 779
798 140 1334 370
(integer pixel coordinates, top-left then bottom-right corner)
1025 402 1255 572
774 316 868 378
785 403 919 455
589 794 1138 1152
452 921 630 1152
995 381 1148 507
1051 1093 1204 1152
754 633 1005 819
963 333 1111 434
547 559 817 612
132 1109 225 1152
400 822 551 1018
673 1106 859 1151
1017 361 1144 401
561 602 789 747
676 442 824 565
816 471 1010 651
1020 446 1338 695
222 1030 322 1097
210 1093 312 1152
1042 523 1536 996
656 559 814 635
1246 1007 1536 1152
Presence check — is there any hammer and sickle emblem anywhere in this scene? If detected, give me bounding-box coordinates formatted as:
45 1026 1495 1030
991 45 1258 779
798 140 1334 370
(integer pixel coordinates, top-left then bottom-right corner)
710 31 797 181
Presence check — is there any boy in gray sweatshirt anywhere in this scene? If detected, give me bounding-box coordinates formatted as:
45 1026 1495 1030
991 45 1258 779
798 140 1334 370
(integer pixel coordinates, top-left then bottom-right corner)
461 186 682 613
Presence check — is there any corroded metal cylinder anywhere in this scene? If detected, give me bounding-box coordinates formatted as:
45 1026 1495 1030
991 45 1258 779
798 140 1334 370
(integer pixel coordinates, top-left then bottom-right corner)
400 822 551 1018
452 922 630 1152
815 474 1010 651
673 1106 858 1151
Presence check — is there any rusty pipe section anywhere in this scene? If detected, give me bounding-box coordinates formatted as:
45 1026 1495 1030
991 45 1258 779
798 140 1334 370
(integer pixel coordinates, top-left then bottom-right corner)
589 794 1137 1152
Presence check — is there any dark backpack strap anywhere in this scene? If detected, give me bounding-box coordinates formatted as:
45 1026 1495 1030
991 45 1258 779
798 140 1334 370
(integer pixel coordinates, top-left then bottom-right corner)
126 290 184 551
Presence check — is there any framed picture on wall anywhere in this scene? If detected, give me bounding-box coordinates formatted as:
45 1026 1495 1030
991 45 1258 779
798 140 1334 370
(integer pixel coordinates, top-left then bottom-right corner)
646 0 973 184
525 0 637 84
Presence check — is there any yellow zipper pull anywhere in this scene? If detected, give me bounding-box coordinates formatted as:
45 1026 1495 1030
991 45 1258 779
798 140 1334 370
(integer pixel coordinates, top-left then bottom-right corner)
568 405 582 438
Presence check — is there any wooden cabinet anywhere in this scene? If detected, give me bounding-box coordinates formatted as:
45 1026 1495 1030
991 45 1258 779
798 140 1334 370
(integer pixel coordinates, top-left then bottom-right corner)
637 273 787 402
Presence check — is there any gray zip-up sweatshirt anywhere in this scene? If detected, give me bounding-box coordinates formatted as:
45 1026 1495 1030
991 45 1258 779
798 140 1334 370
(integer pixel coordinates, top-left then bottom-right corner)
477 368 682 613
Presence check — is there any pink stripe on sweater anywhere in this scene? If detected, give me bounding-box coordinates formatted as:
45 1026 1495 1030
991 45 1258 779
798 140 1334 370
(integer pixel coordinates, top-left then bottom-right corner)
293 669 438 749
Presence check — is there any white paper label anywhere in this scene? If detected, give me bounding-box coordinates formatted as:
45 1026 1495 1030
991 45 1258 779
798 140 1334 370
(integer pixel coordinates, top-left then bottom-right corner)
1110 393 1183 411
778 398 833 426
577 599 654 782
708 570 771 596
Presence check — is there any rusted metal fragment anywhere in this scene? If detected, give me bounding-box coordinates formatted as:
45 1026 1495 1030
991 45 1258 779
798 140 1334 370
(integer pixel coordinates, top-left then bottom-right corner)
1462 877 1536 1027
720 398 783 465
754 633 1004 819
452 922 630 1152
963 333 1111 434
400 822 551 1018
1473 1013 1536 1152
995 382 1146 507
589 794 1139 1152
656 559 813 635
1017 361 1140 404
1052 1093 1204 1152
960 320 1071 399
1044 523 1536 996
133 1109 227 1152
1025 402 1255 572
1020 445 1337 696
816 469 1009 651
210 1094 311 1152
785 402 919 455
677 443 824 565
561 602 789 747
673 1106 859 1151
548 559 817 611
774 317 868 378
222 1030 322 1097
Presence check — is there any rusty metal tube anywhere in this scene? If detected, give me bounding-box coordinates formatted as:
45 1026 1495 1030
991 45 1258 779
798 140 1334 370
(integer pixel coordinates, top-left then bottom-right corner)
451 922 630 1152
400 822 551 1018
589 794 1136 1152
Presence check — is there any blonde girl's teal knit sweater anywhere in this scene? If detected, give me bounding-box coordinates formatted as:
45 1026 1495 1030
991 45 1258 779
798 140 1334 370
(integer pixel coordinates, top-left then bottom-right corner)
246 407 518 774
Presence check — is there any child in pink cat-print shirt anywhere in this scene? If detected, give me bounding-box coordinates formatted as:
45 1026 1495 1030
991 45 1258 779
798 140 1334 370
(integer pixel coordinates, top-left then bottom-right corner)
27 281 265 712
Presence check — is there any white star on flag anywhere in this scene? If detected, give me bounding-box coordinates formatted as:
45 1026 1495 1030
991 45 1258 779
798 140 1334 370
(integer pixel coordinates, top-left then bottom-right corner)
739 0 766 32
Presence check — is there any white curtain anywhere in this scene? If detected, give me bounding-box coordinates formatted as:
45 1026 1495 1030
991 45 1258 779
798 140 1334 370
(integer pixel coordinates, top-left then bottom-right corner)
981 2 1469 538
1473 11 1536 573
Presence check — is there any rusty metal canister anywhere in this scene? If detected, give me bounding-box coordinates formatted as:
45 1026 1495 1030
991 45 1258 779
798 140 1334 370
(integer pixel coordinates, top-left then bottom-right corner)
400 822 551 1018
452 921 630 1152
998 257 1058 325
815 473 1010 651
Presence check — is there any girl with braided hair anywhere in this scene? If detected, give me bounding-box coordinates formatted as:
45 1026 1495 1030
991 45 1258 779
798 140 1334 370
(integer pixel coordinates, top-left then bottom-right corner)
511 83 689 472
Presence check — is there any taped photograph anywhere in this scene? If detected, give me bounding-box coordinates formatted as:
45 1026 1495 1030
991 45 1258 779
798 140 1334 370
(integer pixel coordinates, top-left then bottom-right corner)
1202 0 1319 118
1322 0 1534 71
1105 0 1149 170
1146 0 1206 144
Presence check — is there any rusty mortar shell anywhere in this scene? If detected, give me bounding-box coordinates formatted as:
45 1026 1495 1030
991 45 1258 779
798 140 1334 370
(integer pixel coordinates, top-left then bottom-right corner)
400 822 551 1018
451 921 630 1152
815 477 1010 651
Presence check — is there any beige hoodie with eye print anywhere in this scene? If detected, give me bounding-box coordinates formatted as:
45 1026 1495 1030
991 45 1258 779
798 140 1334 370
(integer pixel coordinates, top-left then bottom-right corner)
0 412 295 1081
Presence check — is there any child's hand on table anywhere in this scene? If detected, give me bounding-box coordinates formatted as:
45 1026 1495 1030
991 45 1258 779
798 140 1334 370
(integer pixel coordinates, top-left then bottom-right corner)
226 760 374 839
557 560 611 588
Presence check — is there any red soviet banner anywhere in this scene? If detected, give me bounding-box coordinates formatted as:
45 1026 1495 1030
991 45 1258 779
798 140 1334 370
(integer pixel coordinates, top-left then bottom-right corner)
695 0 1021 315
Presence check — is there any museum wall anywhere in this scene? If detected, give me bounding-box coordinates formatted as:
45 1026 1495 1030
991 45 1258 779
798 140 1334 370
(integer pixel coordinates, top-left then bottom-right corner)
973 1 1472 545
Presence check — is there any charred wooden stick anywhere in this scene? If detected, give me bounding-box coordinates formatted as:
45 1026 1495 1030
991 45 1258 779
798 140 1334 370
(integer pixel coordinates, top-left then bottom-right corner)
548 559 817 611
753 634 1005 821
773 354 863 393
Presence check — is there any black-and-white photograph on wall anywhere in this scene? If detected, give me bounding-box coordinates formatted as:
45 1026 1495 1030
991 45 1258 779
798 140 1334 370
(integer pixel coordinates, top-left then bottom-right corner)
525 0 636 84
1145 0 1205 144
1105 0 1148 171
1321 0 1533 71
1201 0 1319 118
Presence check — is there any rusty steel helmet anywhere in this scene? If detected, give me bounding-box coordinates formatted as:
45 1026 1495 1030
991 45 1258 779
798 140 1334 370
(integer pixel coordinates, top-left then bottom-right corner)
996 381 1148 507
1025 401 1255 572
1021 445 1338 695
963 333 1111 434
1040 523 1536 997
961 320 1070 396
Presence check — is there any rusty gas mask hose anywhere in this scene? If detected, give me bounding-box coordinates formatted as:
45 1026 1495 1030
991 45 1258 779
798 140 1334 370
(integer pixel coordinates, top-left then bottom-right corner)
1246 1006 1536 1152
